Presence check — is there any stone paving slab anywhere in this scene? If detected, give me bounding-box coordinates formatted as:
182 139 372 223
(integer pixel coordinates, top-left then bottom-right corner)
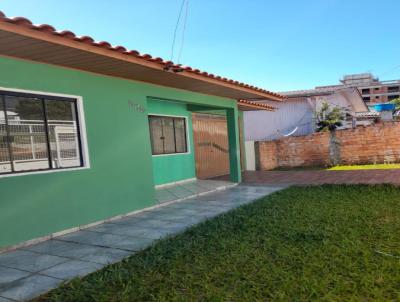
0 250 69 273
0 184 287 301
156 179 235 203
39 260 104 280
108 217 166 228
0 267 31 288
0 274 63 302
88 223 182 240
25 240 131 265
58 230 154 251
163 185 193 199
155 189 178 204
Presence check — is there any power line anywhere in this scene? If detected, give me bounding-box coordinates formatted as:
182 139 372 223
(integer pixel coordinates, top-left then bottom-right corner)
177 0 189 64
378 64 400 78
170 0 187 62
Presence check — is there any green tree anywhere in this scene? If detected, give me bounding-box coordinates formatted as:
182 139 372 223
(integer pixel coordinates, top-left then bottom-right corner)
14 99 73 121
389 97 400 115
315 102 346 166
316 102 345 132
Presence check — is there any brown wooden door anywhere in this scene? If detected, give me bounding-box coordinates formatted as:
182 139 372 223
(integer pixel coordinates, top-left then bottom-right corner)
192 113 230 179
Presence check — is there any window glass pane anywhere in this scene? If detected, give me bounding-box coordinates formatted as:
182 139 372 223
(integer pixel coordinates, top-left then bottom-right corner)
162 117 176 154
46 99 81 168
5 95 50 172
0 99 12 173
174 118 187 153
149 116 164 155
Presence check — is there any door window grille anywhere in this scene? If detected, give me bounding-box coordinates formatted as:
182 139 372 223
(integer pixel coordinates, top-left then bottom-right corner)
149 115 188 155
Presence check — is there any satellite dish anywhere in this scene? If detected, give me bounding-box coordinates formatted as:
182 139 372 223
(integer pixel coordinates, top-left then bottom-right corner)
282 126 298 137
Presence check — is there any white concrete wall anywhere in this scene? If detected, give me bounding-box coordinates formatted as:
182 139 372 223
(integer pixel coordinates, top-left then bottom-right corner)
315 94 349 111
244 141 256 171
244 99 314 141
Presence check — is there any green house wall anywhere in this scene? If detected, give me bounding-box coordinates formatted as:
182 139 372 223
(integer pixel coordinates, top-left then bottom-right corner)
0 55 239 249
148 103 247 186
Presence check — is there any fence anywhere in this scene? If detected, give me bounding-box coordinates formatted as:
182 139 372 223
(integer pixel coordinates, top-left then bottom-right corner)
0 119 80 173
255 122 400 170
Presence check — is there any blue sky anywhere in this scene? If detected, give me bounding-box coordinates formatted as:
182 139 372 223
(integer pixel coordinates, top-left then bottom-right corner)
1 0 399 92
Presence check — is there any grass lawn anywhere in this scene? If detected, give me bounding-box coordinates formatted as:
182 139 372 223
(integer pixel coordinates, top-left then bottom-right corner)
328 163 400 170
36 185 400 301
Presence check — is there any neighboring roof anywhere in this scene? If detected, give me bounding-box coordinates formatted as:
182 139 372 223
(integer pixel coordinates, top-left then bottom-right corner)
281 86 342 97
336 87 368 113
237 100 276 111
355 111 380 118
0 11 284 102
281 86 368 113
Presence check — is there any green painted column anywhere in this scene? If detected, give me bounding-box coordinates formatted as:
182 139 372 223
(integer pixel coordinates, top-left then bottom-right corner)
226 107 242 183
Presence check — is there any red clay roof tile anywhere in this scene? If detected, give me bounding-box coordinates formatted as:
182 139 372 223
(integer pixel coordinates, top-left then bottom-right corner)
77 36 95 44
0 10 284 101
238 99 276 111
35 24 56 33
113 46 127 53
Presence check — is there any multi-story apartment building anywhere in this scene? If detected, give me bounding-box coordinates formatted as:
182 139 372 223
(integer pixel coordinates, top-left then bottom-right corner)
316 73 400 107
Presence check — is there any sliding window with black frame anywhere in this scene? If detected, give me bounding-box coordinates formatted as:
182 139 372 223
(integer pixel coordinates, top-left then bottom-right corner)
149 115 188 155
0 91 84 175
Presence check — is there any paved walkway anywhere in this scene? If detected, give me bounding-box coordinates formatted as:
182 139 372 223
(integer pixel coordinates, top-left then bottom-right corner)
155 179 235 203
0 184 286 301
241 170 400 186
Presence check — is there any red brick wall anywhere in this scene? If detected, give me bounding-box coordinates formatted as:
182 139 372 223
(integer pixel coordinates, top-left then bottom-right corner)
255 140 279 170
256 122 400 170
337 122 400 165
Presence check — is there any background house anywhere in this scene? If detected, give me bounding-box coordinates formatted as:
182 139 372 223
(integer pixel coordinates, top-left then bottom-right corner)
244 87 371 142
244 72 400 143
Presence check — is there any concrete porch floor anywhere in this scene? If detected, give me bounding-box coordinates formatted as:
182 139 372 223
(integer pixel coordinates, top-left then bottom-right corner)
0 183 287 301
155 179 236 203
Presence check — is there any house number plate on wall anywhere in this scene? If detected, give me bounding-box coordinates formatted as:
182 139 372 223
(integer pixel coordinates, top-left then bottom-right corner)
128 100 145 113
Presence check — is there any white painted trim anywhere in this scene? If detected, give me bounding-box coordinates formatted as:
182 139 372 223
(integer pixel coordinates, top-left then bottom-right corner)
0 86 90 179
148 112 191 156
155 177 197 189
0 182 238 254
245 141 256 171
0 166 90 179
